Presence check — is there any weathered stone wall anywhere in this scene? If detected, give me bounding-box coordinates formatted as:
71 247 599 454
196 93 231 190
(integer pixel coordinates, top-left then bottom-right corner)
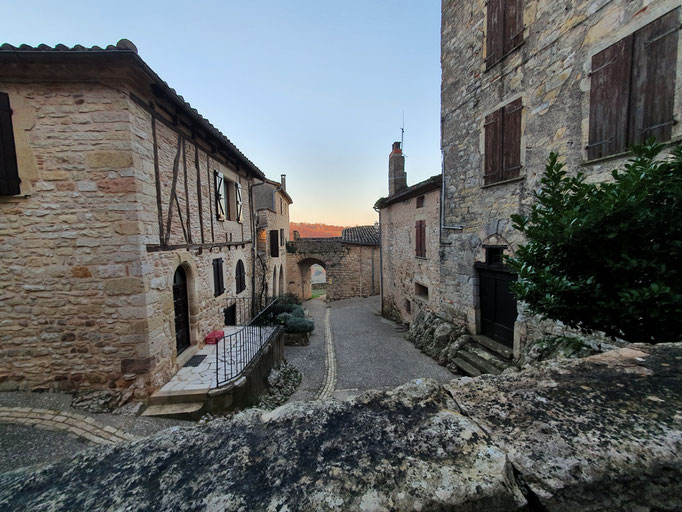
440 0 682 355
254 186 289 300
0 82 148 394
380 188 441 324
128 99 255 392
0 75 259 396
286 238 379 301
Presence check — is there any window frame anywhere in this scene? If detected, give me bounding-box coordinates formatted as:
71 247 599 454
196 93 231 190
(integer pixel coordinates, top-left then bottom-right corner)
586 8 680 161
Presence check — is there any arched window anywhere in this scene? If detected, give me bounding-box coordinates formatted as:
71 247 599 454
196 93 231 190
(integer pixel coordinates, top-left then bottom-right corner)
236 260 246 294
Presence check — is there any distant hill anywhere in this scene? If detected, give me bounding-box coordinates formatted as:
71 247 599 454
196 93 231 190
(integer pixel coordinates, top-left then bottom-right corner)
290 222 345 239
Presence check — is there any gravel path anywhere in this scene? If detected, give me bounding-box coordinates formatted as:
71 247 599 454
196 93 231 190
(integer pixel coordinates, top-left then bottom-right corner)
286 295 454 401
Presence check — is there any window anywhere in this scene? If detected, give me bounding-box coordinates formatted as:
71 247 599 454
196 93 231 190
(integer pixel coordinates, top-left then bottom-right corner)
485 247 504 266
214 172 243 222
0 92 20 196
486 0 524 69
416 195 425 209
280 228 284 246
235 260 246 294
404 299 412 314
415 283 429 299
212 258 225 297
587 9 679 160
270 230 279 258
415 220 426 258
484 98 522 185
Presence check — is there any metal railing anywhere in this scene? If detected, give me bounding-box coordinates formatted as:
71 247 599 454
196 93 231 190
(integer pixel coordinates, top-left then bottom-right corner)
216 297 281 387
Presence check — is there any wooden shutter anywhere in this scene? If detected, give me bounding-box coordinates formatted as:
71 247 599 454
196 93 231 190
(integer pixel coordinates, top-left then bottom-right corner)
587 37 633 160
0 93 20 196
629 8 680 145
236 182 243 223
214 172 225 220
415 221 421 257
420 221 426 258
503 98 522 181
486 0 504 68
236 260 246 294
415 221 426 257
484 108 503 185
213 258 224 297
270 230 279 258
504 0 524 54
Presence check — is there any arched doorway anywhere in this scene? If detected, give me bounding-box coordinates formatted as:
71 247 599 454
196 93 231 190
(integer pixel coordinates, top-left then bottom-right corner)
278 265 284 297
173 266 191 355
297 258 327 301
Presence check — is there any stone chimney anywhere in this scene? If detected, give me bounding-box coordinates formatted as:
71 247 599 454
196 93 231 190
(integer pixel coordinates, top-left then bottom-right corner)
293 230 300 240
280 174 286 190
388 141 407 196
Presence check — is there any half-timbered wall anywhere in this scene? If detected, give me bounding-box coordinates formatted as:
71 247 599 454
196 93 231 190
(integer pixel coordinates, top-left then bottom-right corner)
441 0 682 356
128 99 255 390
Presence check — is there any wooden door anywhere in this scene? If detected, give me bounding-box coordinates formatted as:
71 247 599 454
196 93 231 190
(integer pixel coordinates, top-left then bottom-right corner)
173 266 191 355
479 267 517 348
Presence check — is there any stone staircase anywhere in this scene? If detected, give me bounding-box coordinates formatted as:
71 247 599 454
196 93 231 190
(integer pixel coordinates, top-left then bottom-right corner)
451 335 515 377
142 389 207 421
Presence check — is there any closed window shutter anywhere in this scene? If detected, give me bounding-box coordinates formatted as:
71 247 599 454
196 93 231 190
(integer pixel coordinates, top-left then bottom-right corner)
236 260 246 294
415 221 420 257
0 93 20 196
504 0 524 54
484 109 503 185
587 37 633 160
628 8 679 145
486 0 504 68
214 172 225 220
503 98 522 181
236 182 243 223
420 221 426 258
270 230 279 258
213 258 225 297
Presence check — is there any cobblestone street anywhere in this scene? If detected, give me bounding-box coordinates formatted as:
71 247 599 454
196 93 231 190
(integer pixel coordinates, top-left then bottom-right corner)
286 295 454 401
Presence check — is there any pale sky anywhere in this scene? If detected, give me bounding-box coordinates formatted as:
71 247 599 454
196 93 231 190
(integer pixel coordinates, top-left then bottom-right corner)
1 1 442 226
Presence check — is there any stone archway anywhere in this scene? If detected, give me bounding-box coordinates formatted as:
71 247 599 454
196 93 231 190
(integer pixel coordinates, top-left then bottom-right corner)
278 264 285 297
286 235 380 302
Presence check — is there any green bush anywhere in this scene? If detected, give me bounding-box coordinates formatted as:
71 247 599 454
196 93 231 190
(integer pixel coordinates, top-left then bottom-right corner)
507 141 682 344
284 317 315 334
278 293 302 306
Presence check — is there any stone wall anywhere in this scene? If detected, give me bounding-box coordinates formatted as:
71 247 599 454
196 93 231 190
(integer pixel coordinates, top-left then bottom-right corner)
440 0 682 355
254 186 289 300
127 98 256 392
380 188 441 324
286 238 379 301
0 74 259 396
0 81 148 394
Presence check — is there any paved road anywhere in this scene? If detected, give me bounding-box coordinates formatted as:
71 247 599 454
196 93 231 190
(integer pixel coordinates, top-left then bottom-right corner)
286 295 454 401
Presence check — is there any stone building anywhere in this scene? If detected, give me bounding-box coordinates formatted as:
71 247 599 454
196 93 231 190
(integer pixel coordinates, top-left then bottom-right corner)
253 175 292 301
0 41 275 397
377 142 442 324
440 0 682 357
286 226 380 301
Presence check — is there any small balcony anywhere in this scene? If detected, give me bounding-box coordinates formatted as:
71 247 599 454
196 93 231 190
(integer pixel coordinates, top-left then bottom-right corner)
147 297 283 417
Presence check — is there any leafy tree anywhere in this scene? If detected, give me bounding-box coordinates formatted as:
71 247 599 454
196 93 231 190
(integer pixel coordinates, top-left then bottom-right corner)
507 141 682 344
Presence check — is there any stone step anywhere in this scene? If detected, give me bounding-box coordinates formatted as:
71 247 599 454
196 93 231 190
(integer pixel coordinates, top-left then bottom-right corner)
451 357 483 377
141 402 205 421
466 344 512 372
149 388 209 406
458 349 503 375
472 335 513 360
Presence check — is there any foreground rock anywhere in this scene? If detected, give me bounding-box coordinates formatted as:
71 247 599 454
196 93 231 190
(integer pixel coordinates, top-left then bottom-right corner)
0 344 680 511
447 344 682 511
0 380 525 511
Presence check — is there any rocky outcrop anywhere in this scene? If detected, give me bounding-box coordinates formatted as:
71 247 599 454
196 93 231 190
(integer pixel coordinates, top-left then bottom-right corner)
447 344 682 511
1 344 680 511
405 311 467 370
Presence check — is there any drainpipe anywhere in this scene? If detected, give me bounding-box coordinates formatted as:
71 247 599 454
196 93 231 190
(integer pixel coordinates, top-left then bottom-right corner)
373 205 384 315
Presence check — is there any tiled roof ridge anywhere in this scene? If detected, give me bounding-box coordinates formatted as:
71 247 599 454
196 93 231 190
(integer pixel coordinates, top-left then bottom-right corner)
0 39 266 180
342 225 380 246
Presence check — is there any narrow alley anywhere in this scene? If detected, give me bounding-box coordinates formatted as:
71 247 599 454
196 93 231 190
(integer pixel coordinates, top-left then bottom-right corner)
286 296 454 402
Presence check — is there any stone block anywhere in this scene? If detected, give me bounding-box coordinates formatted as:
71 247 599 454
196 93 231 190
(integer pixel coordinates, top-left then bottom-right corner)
87 151 133 169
